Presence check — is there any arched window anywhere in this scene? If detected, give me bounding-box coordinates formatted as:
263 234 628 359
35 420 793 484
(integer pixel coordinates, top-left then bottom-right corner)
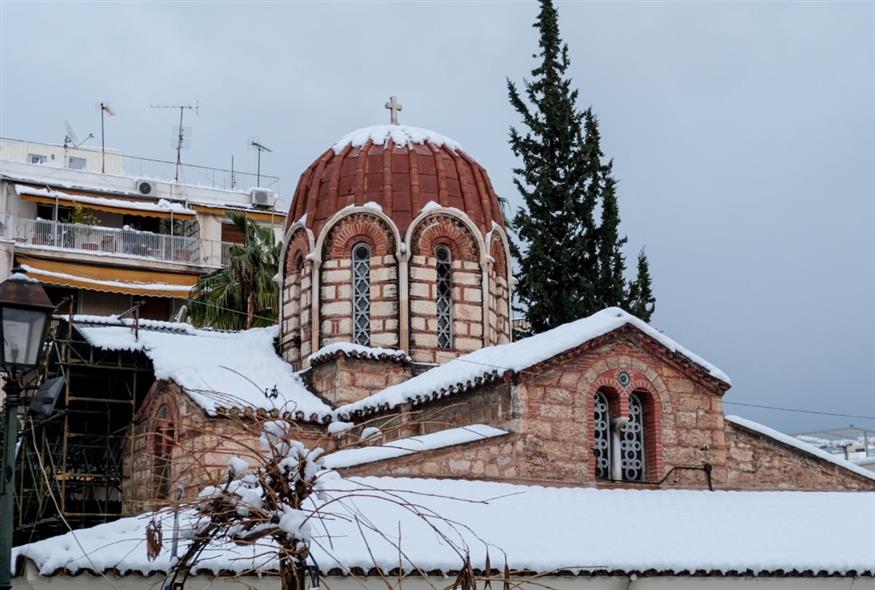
295 254 305 340
352 242 371 346
621 393 646 482
435 245 452 349
153 404 174 500
593 390 612 480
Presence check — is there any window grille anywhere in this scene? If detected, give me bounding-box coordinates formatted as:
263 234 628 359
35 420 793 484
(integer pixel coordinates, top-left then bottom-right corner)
594 390 612 479
352 243 371 346
435 245 452 349
621 393 646 481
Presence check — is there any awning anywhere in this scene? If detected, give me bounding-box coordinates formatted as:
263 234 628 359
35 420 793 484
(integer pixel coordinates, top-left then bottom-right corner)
16 255 197 298
16 185 196 220
190 203 282 223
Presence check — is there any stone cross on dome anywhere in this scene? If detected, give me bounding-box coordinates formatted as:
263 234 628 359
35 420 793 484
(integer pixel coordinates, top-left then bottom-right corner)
385 96 403 125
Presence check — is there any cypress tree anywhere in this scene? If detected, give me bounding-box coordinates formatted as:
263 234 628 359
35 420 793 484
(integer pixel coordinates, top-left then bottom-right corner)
509 0 656 331
625 249 655 321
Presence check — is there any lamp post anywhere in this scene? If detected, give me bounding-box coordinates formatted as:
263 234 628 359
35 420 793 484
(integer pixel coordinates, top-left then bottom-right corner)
0 271 54 590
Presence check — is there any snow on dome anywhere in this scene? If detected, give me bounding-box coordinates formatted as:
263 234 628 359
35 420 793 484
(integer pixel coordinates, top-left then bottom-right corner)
332 125 462 155
71 317 331 420
14 476 875 577
334 307 730 419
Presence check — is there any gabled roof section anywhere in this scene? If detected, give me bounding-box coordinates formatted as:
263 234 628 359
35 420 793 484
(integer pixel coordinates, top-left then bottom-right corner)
726 415 875 482
322 424 508 469
70 316 332 421
334 308 729 419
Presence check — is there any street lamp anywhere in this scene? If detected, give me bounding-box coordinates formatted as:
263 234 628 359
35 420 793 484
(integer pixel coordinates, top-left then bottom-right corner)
0 271 54 590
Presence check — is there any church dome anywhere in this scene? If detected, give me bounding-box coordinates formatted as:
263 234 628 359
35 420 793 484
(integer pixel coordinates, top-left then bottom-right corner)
285 124 506 236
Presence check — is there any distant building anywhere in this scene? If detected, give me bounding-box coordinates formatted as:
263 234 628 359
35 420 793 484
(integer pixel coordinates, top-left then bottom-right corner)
0 137 285 319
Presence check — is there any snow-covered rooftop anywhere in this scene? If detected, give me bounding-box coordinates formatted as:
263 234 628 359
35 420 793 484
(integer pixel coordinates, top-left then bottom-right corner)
332 125 462 155
14 476 875 578
726 415 875 482
336 307 730 418
309 341 412 366
71 317 332 420
15 184 195 215
323 424 507 469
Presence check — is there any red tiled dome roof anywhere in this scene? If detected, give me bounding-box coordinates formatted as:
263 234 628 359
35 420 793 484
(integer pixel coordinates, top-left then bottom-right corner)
286 125 506 238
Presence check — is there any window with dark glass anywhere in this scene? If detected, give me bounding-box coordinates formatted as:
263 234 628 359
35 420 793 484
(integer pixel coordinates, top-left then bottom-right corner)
352 242 371 346
435 245 452 349
593 390 612 480
594 389 651 482
620 393 646 481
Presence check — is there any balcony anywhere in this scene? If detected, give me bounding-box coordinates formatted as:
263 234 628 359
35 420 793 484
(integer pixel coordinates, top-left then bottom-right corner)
1 216 235 268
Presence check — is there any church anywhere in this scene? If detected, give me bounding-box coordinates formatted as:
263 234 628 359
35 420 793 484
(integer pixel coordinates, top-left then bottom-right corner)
11 115 875 588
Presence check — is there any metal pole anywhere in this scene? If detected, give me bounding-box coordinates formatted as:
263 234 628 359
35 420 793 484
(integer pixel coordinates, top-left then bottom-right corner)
256 150 261 188
100 104 106 174
175 107 184 183
0 378 22 590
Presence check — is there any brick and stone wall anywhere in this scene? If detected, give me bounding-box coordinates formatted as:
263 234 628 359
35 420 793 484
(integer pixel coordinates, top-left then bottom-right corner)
724 421 874 491
280 228 312 367
125 381 335 514
486 232 511 345
309 356 414 406
320 213 399 349
409 213 484 363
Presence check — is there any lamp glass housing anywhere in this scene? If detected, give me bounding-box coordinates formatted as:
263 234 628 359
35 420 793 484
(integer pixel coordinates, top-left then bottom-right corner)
1 307 49 372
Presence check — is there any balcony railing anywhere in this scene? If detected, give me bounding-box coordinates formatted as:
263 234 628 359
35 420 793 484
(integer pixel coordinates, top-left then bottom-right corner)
0 216 237 267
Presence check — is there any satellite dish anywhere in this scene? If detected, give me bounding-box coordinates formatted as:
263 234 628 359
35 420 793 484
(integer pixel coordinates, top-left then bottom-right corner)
64 120 93 148
29 376 65 417
65 120 80 146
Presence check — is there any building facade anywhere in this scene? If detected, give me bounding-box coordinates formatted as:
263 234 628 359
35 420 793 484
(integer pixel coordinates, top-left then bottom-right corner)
0 137 284 319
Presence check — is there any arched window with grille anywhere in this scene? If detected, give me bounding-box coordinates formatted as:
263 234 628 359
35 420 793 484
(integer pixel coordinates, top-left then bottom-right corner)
593 390 613 480
352 242 371 346
435 245 453 349
621 393 646 482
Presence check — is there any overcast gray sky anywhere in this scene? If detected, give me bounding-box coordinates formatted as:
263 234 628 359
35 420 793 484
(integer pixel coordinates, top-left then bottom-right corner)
1 1 873 434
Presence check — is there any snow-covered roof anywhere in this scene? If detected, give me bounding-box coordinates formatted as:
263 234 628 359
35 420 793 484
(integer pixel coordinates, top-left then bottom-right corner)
726 416 875 482
323 424 507 469
71 317 332 420
332 125 462 155
14 476 875 578
309 341 412 366
15 184 195 215
336 308 730 418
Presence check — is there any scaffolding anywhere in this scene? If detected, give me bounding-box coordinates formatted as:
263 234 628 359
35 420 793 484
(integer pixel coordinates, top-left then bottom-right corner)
14 314 154 545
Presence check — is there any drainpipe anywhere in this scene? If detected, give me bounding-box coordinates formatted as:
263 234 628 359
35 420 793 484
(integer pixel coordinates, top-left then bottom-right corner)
611 416 630 481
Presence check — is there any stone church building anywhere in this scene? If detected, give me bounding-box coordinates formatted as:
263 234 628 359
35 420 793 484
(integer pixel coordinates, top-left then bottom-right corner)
12 122 875 588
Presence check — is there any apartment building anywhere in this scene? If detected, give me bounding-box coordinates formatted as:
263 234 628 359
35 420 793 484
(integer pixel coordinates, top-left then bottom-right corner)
0 137 284 320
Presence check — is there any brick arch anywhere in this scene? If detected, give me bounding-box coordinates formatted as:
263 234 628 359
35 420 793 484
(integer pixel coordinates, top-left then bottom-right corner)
323 213 396 259
489 232 508 279
285 228 311 272
583 368 665 482
411 213 480 262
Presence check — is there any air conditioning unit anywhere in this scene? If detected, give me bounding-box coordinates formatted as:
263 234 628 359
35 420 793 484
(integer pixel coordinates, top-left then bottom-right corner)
250 188 277 208
135 179 157 196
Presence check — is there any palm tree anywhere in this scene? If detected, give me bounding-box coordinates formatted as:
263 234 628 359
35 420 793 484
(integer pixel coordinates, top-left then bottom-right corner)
186 213 279 330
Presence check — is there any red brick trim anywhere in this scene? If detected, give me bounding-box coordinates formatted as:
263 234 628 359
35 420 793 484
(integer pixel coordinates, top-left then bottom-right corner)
324 213 396 259
411 213 480 261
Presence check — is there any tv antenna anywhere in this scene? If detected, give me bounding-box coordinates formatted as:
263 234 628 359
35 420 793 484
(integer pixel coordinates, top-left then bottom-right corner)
249 139 272 187
99 101 115 173
151 100 199 183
